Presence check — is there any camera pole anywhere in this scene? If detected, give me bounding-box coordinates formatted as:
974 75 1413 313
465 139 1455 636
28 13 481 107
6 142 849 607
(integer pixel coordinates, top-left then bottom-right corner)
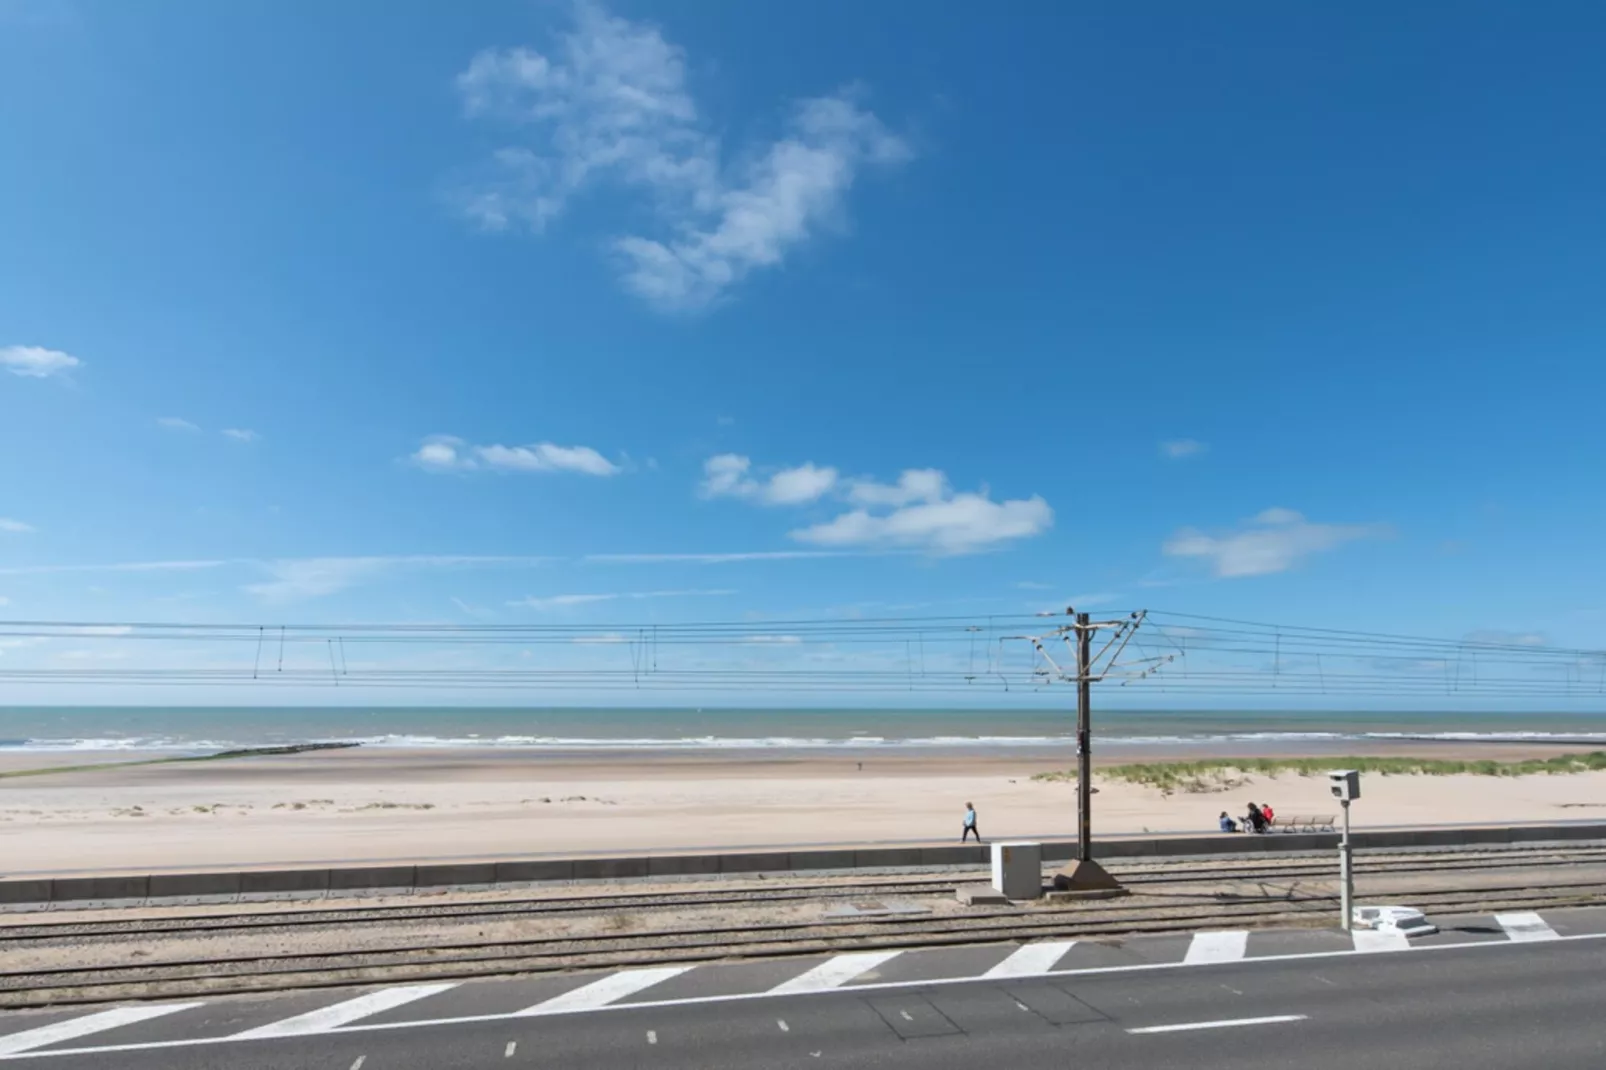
1340 797 1353 931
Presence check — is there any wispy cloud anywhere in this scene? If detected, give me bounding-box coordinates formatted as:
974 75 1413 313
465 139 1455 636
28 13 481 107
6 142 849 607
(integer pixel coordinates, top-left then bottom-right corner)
0 1 81 29
1 344 80 379
455 2 909 312
1463 630 1549 648
157 416 201 433
510 588 737 610
244 555 552 603
584 550 849 564
222 428 259 443
0 518 34 534
699 455 837 505
1014 581 1052 591
0 559 226 576
1163 507 1387 578
1160 439 1205 459
412 435 621 476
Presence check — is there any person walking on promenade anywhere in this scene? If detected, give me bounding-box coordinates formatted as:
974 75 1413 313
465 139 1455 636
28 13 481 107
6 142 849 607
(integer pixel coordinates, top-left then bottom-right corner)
962 801 981 842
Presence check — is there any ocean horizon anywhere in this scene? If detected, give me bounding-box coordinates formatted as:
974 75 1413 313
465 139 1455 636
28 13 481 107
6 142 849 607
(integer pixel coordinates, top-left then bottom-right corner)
2 705 1604 753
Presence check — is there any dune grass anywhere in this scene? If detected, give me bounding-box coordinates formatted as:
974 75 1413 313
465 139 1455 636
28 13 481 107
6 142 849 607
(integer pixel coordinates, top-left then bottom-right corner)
1032 752 1606 793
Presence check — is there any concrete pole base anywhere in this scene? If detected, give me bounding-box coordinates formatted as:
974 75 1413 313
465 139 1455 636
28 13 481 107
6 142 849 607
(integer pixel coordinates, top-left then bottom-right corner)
1051 858 1126 893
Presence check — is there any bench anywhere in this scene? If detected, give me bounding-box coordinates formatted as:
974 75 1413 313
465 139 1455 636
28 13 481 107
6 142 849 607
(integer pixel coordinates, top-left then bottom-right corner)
1271 814 1336 833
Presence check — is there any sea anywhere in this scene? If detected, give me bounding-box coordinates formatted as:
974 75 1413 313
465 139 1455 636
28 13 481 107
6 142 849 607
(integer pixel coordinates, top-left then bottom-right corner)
1 706 1604 755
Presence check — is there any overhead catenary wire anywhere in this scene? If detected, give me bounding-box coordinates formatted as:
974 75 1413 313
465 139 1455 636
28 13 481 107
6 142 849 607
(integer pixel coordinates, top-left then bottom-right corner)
0 610 1602 703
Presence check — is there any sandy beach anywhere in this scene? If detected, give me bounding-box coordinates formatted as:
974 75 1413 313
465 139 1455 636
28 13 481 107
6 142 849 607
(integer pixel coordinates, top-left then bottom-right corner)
3 742 1605 874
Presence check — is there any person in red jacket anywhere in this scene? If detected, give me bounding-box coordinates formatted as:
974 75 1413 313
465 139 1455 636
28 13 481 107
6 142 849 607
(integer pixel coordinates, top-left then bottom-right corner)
1262 803 1276 828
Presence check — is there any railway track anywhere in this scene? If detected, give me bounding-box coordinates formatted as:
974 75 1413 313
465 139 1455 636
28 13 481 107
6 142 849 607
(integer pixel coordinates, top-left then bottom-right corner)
5 874 1606 1008
6 844 1605 945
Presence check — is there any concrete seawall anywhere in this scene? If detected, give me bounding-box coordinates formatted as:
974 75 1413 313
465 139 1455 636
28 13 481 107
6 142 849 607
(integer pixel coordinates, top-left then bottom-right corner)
6 821 1605 907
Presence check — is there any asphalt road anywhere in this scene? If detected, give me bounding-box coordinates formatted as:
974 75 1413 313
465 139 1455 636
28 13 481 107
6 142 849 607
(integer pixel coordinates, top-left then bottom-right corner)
22 934 1606 1070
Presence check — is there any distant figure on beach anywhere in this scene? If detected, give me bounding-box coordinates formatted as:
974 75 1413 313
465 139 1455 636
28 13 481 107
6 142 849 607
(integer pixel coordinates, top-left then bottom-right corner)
962 801 980 842
1261 803 1276 828
1219 811 1239 833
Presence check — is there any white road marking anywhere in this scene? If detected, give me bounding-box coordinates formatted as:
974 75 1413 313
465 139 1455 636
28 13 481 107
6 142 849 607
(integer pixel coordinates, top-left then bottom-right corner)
899 1010 913 1021
1184 931 1248 964
518 967 691 1015
6 928 1604 1061
350 1058 365 1070
1129 1014 1307 1035
505 1040 516 1057
232 984 458 1038
0 1004 204 1056
777 1019 790 1032
646 1030 657 1045
1496 912 1560 942
1352 928 1410 953
768 950 903 994
983 940 1075 978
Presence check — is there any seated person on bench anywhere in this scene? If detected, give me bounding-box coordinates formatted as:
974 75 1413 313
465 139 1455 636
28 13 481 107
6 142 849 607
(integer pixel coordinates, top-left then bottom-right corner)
1219 811 1240 833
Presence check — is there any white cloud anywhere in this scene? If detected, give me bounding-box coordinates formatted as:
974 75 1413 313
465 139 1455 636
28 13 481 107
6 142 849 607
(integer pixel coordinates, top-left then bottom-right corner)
1 345 80 379
0 596 9 607
411 435 621 476
701 455 1051 555
456 3 908 311
699 454 838 504
792 490 1053 555
157 416 200 432
1015 581 1052 591
846 469 948 507
0 518 34 534
740 634 802 645
222 428 259 443
510 588 736 610
1160 439 1205 459
584 550 847 564
1162 507 1387 578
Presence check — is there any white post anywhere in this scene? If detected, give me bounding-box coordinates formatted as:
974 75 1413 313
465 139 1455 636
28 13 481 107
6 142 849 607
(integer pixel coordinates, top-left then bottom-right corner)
1339 798 1353 931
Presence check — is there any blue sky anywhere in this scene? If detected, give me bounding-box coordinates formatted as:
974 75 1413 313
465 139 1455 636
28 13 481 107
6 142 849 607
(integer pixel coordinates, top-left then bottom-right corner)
2 1 1605 702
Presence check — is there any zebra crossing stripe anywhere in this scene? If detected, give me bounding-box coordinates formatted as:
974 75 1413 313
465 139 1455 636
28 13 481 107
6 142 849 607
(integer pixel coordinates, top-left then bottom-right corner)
0 1004 204 1056
984 941 1076 978
518 967 692 1015
768 951 903 994
232 984 458 1038
1184 931 1248 964
1351 928 1410 953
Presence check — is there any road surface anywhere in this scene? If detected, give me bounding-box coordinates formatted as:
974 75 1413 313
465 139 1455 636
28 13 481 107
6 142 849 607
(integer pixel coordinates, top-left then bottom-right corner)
3 907 1603 1068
